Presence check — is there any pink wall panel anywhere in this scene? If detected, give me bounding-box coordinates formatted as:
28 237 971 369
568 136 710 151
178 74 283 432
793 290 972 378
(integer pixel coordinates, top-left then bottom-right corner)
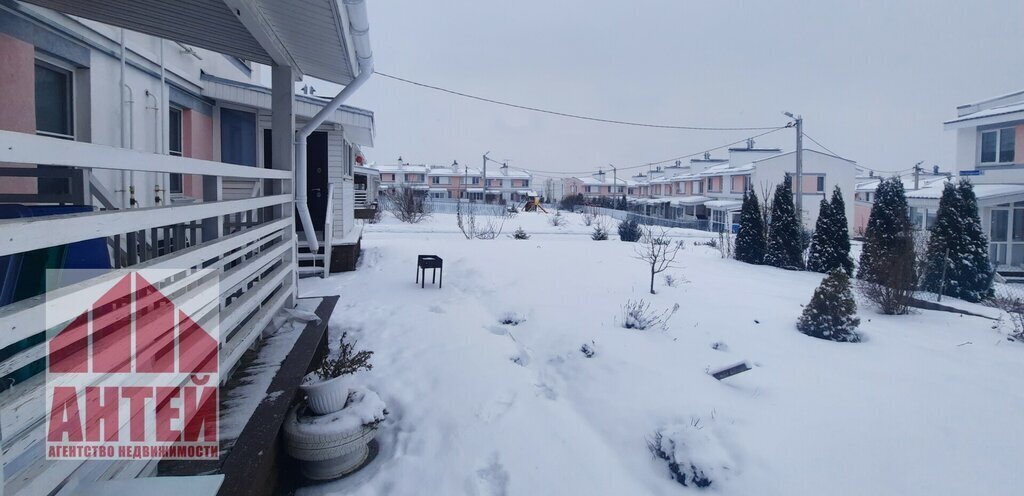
0 33 38 195
182 109 214 198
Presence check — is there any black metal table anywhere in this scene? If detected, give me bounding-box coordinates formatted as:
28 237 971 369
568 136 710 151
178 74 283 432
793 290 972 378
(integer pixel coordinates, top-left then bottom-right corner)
416 255 443 288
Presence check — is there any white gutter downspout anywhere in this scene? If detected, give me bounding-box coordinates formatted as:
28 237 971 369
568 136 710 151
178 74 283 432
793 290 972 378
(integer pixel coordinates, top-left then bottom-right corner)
294 0 373 253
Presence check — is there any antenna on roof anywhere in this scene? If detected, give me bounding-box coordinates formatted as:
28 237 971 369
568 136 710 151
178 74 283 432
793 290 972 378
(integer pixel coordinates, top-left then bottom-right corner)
675 160 681 167
746 138 755 149
704 152 711 160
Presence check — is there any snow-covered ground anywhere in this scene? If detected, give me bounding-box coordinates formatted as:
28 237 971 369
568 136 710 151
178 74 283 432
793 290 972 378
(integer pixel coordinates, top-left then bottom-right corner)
299 211 1024 496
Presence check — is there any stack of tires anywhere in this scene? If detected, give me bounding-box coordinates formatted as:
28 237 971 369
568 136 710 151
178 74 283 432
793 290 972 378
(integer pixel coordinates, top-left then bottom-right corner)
284 383 386 481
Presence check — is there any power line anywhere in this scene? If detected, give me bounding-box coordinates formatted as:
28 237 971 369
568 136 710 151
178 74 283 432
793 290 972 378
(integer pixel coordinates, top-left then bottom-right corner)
802 132 915 174
374 71 782 132
505 126 791 176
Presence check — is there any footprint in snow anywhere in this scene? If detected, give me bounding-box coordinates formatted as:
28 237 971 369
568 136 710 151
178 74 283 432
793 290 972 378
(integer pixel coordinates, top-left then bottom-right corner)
429 305 446 314
476 391 516 423
473 453 510 496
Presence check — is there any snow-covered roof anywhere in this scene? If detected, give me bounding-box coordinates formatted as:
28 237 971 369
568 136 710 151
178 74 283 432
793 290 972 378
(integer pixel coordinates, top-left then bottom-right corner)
944 102 1024 125
856 174 950 193
673 195 711 206
429 166 482 176
704 200 743 210
576 176 630 186
375 163 429 174
494 167 532 179
907 183 1024 201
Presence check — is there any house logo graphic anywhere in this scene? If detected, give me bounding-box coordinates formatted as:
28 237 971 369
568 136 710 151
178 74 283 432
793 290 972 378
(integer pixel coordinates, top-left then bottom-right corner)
45 269 220 460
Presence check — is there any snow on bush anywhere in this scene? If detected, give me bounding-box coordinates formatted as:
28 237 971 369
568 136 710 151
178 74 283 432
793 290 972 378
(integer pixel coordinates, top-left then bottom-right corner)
797 270 861 342
988 289 1024 341
580 341 596 358
499 312 525 326
647 417 734 489
591 224 609 240
512 226 530 240
620 299 679 331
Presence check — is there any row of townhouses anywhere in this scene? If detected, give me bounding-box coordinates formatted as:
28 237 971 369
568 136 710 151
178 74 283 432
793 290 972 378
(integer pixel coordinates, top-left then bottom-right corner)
0 0 379 493
560 144 859 233
556 88 1024 276
373 160 534 203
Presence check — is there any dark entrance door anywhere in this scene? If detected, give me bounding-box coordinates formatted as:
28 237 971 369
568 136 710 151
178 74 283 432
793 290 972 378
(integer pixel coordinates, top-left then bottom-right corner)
263 129 330 233
306 131 329 230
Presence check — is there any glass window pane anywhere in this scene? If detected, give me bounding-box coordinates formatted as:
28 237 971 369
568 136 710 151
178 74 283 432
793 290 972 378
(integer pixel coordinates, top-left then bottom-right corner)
816 176 825 192
1013 209 1024 241
220 108 256 166
1012 246 1024 267
35 63 71 137
981 131 997 163
926 210 937 229
991 210 1009 242
169 108 183 155
1000 128 1016 163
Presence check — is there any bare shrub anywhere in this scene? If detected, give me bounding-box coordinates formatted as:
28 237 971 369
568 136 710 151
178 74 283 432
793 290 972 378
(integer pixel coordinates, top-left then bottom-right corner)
636 227 683 294
383 184 430 223
857 269 916 316
549 211 566 227
620 299 680 330
717 230 734 259
457 200 506 239
987 289 1024 341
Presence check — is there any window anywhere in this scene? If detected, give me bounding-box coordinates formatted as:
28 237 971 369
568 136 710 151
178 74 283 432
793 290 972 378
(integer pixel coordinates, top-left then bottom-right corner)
35 61 74 139
220 108 257 166
472 177 481 185
816 176 825 192
981 128 1016 164
522 180 529 187
694 181 703 194
169 107 184 193
431 176 441 184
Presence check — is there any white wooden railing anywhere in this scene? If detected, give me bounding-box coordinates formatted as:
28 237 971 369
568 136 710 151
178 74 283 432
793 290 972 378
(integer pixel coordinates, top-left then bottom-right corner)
0 130 296 495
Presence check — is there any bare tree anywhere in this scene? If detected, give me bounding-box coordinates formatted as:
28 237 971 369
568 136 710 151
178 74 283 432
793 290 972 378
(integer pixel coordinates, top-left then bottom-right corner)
457 200 506 239
634 227 683 294
383 184 430 223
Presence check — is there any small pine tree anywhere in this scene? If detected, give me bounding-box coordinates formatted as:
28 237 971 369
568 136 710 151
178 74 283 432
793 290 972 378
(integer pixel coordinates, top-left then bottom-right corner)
806 198 834 273
858 177 915 284
829 186 854 275
921 180 993 302
592 225 609 240
797 270 860 342
857 177 916 315
512 226 530 240
618 219 642 242
764 178 805 270
734 190 766 264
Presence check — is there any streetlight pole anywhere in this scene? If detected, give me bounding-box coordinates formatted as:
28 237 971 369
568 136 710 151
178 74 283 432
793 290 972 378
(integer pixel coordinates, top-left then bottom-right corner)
784 112 803 224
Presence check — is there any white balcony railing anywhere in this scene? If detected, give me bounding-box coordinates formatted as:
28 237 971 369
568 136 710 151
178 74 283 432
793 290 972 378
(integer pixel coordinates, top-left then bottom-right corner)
0 130 296 495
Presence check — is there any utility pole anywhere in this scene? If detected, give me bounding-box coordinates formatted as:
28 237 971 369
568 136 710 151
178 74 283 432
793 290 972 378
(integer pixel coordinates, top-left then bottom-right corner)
482 152 489 204
784 112 803 224
913 161 924 190
463 164 469 202
609 164 618 202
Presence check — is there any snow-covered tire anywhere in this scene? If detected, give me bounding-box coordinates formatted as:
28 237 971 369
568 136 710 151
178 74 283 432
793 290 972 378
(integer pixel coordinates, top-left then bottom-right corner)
301 443 370 480
283 401 380 461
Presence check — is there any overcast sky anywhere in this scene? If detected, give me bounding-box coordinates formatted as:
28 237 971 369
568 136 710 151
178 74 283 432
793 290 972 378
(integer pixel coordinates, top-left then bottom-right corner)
334 0 1024 178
